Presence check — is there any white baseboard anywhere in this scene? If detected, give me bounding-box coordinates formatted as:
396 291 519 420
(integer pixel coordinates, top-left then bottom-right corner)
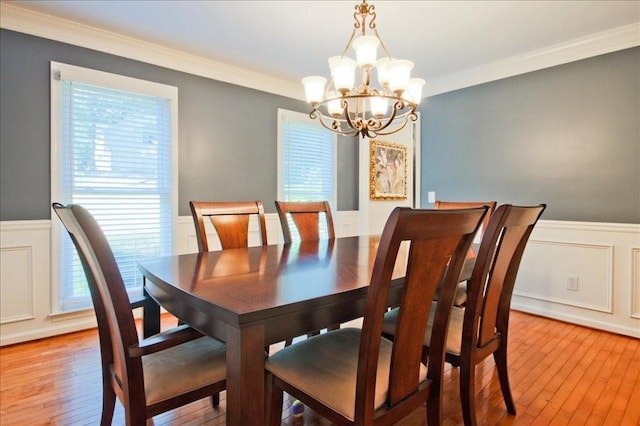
511 304 640 338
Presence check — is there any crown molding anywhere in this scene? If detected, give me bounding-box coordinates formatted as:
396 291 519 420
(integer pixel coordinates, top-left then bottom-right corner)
0 3 305 100
424 22 640 97
2 3 638 99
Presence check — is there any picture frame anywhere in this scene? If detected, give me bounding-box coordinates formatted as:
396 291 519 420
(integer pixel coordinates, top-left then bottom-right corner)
369 139 408 200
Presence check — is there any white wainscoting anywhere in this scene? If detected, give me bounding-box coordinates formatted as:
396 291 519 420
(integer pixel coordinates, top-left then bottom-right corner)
0 220 101 346
1 216 638 345
513 220 640 338
0 211 360 346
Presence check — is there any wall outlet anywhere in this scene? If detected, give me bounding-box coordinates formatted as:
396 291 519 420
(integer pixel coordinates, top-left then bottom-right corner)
428 191 436 203
566 275 579 291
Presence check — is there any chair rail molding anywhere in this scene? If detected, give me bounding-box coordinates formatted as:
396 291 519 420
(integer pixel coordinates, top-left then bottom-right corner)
1 216 637 345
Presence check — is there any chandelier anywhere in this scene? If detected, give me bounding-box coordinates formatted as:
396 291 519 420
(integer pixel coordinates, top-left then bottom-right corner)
302 0 425 139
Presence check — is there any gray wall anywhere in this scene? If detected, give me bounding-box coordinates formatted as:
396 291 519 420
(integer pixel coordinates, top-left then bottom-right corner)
420 47 640 224
0 29 359 221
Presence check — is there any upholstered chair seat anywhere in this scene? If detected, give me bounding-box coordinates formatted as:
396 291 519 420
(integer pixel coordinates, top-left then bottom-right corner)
266 328 427 421
142 337 226 406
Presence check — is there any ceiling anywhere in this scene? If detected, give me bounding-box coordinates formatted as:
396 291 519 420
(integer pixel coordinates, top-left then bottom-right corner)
3 0 640 95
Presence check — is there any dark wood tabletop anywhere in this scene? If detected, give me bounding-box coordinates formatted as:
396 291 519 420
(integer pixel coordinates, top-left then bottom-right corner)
138 235 475 425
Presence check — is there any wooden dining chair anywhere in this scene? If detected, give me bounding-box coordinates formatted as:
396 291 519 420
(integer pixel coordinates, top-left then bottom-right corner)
383 203 546 426
190 200 275 356
434 200 497 237
52 203 227 426
275 200 338 342
434 200 497 306
274 200 335 244
189 200 267 251
265 206 488 425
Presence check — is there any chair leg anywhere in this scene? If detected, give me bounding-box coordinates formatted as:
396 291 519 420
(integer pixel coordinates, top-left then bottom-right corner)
100 386 116 426
267 376 284 426
459 361 477 426
493 346 516 415
210 393 220 407
426 383 441 426
127 404 148 426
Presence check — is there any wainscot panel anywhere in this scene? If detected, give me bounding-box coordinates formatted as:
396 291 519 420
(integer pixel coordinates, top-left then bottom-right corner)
514 220 640 338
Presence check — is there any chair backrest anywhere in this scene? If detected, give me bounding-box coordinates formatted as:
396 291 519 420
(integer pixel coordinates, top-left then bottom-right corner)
189 201 267 251
434 200 497 237
274 200 335 244
355 206 487 420
464 204 546 350
52 203 143 397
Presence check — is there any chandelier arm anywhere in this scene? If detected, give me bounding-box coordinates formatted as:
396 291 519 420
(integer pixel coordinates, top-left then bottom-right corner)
375 117 410 136
341 28 357 58
353 4 362 30
373 28 393 59
316 111 359 137
341 99 364 134
372 101 401 133
367 3 377 31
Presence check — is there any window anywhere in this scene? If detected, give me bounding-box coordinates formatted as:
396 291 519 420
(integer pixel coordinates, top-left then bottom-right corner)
51 62 177 313
277 109 337 241
277 109 337 206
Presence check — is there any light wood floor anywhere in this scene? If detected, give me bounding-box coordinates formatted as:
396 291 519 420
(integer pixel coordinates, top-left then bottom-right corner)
1 311 639 425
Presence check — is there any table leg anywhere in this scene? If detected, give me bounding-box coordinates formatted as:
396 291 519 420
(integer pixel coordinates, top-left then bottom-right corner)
141 285 160 338
131 278 161 338
225 323 266 425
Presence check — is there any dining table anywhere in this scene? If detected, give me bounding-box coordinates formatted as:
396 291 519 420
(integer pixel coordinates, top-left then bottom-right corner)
138 235 476 425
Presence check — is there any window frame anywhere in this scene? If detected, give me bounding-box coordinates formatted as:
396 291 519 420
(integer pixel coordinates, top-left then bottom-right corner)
276 108 338 209
50 61 178 314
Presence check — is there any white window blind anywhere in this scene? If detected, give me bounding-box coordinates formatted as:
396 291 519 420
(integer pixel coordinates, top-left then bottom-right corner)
278 109 336 204
277 109 337 241
51 62 177 313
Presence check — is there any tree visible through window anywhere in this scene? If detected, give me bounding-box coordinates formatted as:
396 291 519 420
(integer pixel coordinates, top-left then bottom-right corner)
51 62 177 313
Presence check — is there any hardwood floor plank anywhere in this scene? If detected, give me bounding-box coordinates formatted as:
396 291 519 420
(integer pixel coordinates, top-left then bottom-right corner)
1 311 639 425
591 337 637 420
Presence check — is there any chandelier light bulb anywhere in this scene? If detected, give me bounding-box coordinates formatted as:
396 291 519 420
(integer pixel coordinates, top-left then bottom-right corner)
352 35 380 67
387 59 414 94
302 76 327 105
328 56 342 77
407 78 426 104
375 57 392 87
370 96 388 118
329 57 358 94
326 91 344 116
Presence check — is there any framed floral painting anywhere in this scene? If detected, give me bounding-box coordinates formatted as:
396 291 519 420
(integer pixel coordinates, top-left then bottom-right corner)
369 139 407 200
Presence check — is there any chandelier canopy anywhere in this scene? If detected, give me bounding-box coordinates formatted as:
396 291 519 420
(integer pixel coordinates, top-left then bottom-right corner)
302 0 425 139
